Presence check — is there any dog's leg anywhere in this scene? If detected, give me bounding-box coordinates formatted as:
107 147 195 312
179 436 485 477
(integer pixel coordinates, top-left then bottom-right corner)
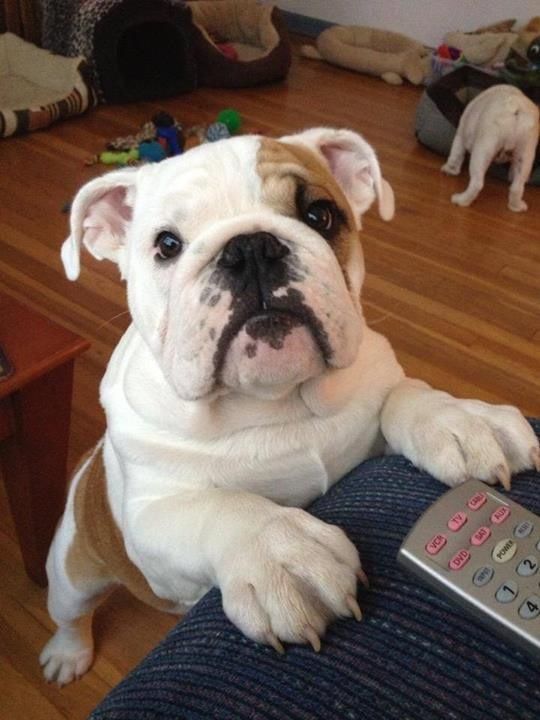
451 138 495 207
441 133 466 176
126 490 363 652
40 524 112 685
508 138 536 212
381 379 540 488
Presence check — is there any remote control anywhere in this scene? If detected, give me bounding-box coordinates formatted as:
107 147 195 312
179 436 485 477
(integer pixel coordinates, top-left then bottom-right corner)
397 479 539 661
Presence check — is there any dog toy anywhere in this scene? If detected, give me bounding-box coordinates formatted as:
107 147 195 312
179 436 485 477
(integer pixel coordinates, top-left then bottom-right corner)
206 121 231 142
217 108 242 134
152 111 184 156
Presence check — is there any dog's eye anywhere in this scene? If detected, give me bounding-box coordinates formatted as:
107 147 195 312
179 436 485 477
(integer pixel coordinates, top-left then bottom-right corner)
303 200 336 236
155 231 183 261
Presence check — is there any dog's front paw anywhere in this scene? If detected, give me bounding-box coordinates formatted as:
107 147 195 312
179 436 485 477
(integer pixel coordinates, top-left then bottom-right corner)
220 509 365 652
406 397 539 488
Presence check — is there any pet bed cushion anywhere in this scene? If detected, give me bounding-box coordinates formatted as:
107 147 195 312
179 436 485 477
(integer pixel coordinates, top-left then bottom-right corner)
185 0 291 87
0 32 97 138
416 66 540 185
89 421 540 719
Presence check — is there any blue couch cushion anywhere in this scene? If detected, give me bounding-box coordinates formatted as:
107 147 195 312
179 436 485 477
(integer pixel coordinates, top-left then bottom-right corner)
90 420 540 719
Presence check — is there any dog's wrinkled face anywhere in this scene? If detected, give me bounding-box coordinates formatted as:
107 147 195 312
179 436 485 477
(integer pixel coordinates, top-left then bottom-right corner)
62 128 394 400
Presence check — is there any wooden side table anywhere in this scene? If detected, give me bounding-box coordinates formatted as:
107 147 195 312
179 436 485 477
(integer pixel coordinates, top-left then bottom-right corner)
0 293 90 586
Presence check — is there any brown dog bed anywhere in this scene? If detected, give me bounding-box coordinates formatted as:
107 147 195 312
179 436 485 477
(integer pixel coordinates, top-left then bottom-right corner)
185 0 291 87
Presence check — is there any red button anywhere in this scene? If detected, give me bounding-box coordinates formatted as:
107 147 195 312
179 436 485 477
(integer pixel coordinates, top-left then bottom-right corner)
468 492 487 511
448 511 468 532
470 526 491 546
491 506 511 525
449 549 471 570
426 534 447 555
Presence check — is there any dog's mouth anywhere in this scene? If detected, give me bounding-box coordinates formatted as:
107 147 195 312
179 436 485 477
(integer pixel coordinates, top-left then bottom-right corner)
213 294 333 381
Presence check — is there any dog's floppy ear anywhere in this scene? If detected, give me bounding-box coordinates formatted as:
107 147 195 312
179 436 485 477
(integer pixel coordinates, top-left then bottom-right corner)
281 127 395 225
61 168 139 281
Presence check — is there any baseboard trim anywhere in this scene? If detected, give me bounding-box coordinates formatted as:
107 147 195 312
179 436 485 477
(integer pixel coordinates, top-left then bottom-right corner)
281 10 333 37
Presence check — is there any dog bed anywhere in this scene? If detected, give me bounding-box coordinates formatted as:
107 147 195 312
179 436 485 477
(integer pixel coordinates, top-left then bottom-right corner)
416 66 540 185
0 32 97 138
185 0 291 88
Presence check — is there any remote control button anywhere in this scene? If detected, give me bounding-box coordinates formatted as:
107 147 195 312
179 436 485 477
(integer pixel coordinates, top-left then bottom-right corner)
513 521 534 539
516 555 539 577
470 526 491 546
492 538 517 563
468 491 487 511
519 595 540 620
448 511 468 532
473 565 494 587
491 506 511 525
426 534 447 555
495 580 518 603
449 549 471 571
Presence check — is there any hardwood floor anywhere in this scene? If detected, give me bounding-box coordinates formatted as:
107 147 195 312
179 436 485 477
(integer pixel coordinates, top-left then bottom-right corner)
1 40 539 719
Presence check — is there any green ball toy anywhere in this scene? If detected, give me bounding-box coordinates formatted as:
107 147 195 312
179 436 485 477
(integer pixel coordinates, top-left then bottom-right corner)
216 108 242 134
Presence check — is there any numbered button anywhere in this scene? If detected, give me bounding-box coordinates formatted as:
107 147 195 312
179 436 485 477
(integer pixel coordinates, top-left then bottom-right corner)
516 555 538 577
495 580 519 603
519 595 540 620
514 521 534 539
491 506 511 525
473 565 494 587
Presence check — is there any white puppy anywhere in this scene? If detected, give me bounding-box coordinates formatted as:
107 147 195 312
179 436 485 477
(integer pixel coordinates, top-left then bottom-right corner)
41 128 539 685
441 85 539 211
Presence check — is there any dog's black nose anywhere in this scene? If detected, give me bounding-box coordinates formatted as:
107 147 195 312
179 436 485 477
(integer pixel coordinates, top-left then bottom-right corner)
218 232 289 272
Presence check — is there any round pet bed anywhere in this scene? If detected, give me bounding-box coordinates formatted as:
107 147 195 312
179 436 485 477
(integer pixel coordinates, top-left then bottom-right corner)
0 32 97 138
185 0 291 88
416 65 540 185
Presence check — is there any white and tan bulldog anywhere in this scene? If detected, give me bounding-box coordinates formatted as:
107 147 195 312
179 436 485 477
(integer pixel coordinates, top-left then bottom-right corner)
41 128 540 685
441 84 539 212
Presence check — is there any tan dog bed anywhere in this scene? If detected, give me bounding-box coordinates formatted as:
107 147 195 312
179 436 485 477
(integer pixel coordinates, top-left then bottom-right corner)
0 32 97 138
302 25 429 85
185 0 291 87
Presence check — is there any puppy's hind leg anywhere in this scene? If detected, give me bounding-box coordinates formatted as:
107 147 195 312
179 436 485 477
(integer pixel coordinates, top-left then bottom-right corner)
40 516 113 686
441 133 466 176
508 137 536 212
451 138 494 207
40 449 114 685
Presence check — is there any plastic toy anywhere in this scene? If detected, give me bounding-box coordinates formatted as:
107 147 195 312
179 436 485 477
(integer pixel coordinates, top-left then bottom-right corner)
217 108 242 133
152 111 184 155
206 121 231 142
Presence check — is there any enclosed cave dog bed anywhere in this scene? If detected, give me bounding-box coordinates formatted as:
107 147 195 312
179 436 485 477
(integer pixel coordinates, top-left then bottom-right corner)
416 65 540 185
185 0 291 88
0 32 97 138
41 0 197 103
41 0 291 103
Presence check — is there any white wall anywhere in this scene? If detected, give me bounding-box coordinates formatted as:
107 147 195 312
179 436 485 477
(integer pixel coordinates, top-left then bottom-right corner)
274 1 538 46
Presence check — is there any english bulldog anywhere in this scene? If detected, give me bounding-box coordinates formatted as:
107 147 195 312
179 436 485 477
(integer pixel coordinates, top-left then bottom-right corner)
41 127 539 685
441 84 539 212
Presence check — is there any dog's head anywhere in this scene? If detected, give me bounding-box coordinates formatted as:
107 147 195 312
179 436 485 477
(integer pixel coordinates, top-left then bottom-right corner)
63 128 394 401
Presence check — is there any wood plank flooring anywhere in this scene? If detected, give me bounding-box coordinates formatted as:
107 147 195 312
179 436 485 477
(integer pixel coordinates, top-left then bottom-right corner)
1 40 539 718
